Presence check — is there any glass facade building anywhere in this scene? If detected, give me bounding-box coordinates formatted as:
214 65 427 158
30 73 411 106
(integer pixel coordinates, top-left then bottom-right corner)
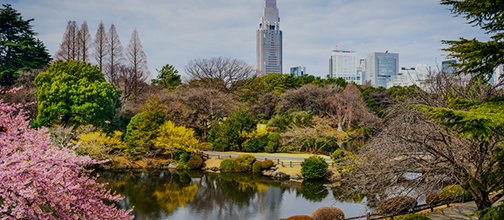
366 52 399 88
257 0 282 75
290 66 306 77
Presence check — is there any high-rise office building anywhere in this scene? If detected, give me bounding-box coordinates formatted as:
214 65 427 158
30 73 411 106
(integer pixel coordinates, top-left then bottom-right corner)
290 66 306 77
366 52 399 88
442 59 457 74
329 50 360 84
257 0 282 75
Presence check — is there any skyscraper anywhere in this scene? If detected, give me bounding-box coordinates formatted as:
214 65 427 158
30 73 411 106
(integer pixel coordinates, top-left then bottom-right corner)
257 0 282 75
366 52 399 88
329 50 361 84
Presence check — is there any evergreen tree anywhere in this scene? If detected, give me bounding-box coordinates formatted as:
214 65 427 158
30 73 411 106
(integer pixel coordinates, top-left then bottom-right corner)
0 4 50 85
152 63 181 91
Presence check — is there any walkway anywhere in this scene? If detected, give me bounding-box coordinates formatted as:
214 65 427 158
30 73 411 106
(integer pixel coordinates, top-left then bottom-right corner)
201 151 333 163
427 195 503 220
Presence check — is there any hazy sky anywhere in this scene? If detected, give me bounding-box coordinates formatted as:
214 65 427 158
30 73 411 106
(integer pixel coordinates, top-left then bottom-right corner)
6 0 489 79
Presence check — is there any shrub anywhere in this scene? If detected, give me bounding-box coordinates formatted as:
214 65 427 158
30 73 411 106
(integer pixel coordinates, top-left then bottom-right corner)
220 159 234 171
310 206 345 220
262 160 275 169
253 161 263 172
187 155 203 169
396 214 432 220
264 146 274 153
301 156 328 180
379 196 417 214
233 154 256 172
180 153 190 163
425 193 439 204
244 139 261 152
439 185 472 201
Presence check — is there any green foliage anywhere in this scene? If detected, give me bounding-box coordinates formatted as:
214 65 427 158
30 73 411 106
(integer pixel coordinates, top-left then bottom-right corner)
33 60 121 127
300 156 328 180
440 0 504 83
261 160 274 169
151 63 181 91
233 154 256 172
186 155 203 169
180 153 190 163
252 161 262 172
0 4 51 85
264 146 274 153
124 97 168 156
480 200 504 220
219 158 234 171
208 109 257 151
244 139 260 152
299 181 329 202
439 185 472 200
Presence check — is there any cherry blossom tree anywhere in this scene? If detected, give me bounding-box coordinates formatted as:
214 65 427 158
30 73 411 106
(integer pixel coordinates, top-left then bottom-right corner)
0 87 133 219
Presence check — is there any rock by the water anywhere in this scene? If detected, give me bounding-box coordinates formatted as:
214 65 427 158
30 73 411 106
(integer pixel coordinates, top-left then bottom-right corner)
272 171 289 179
262 170 274 176
210 167 219 171
168 162 177 169
290 175 302 180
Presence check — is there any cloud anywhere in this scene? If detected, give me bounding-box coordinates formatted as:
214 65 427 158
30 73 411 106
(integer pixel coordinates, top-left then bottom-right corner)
6 0 488 78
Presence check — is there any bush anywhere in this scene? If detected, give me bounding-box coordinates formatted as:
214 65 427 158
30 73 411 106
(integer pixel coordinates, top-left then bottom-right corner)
425 193 438 204
396 214 432 220
310 206 345 220
253 161 263 172
180 153 190 163
187 155 203 169
301 156 328 180
262 160 275 169
220 158 234 171
379 196 417 214
244 139 261 152
439 185 472 201
233 154 256 172
264 146 274 153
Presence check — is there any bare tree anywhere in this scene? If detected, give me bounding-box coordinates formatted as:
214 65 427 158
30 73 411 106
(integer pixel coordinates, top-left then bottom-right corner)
184 57 255 93
117 28 149 102
92 21 108 72
77 21 91 63
55 21 79 61
116 65 147 103
105 24 123 85
180 87 238 139
339 73 504 217
277 84 332 115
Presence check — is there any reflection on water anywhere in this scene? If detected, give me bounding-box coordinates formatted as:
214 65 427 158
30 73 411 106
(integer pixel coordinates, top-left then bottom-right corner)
97 170 367 220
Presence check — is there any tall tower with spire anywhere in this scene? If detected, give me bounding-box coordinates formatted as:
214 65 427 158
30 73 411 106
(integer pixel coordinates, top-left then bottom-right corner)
257 0 282 75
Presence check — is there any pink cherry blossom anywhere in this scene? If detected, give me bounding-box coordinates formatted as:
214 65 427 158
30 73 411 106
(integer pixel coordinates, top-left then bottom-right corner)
0 88 133 219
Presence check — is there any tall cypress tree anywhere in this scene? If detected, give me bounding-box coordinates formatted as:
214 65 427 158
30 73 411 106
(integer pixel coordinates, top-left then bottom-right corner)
0 4 50 85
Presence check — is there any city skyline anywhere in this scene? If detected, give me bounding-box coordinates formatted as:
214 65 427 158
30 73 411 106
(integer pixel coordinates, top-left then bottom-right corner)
5 0 489 79
257 0 283 75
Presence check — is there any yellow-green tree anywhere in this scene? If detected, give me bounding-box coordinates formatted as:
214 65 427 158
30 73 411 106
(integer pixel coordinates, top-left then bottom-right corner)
73 131 126 161
153 121 198 155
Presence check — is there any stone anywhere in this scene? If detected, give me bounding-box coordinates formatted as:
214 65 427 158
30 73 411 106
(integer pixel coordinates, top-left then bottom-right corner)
273 171 290 179
210 167 219 171
262 170 274 176
168 162 177 169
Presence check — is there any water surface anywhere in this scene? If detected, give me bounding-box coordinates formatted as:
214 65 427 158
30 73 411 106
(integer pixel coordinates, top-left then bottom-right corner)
97 170 367 220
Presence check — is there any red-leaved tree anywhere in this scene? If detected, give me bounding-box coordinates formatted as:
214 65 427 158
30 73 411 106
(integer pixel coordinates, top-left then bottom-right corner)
0 87 133 219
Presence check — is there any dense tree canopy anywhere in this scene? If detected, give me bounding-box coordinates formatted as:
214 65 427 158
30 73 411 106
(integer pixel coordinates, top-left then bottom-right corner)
0 4 50 85
441 0 504 84
33 60 121 127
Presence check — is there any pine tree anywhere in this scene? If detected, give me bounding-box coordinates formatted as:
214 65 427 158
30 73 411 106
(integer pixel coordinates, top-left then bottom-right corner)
0 4 50 85
92 21 108 72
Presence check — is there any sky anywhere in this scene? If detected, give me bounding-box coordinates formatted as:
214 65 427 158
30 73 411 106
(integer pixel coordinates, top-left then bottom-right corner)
6 0 490 79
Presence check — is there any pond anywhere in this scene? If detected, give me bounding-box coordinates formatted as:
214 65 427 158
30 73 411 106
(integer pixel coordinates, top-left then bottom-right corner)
96 170 368 220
